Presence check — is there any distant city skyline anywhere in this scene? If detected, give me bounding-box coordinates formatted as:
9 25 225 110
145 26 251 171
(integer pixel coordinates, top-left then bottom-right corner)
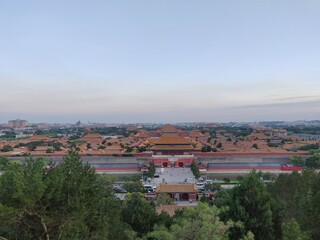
1 1 320 123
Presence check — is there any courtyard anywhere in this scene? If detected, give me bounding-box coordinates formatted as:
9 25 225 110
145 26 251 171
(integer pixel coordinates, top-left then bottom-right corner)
149 167 196 187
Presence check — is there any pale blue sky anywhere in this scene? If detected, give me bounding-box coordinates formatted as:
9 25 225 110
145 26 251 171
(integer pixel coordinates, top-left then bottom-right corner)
1 0 320 123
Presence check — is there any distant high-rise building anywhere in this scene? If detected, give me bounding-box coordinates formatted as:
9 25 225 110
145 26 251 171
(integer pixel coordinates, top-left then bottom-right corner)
7 119 28 128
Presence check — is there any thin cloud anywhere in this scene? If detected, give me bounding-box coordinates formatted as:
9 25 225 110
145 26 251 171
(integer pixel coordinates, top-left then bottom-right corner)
272 95 320 101
229 99 320 110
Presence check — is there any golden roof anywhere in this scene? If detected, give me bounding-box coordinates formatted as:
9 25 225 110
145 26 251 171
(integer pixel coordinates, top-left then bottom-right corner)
161 124 178 133
155 135 191 145
152 145 194 150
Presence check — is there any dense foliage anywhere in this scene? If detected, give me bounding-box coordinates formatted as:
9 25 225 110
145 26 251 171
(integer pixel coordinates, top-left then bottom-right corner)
0 151 128 240
191 160 201 178
147 161 156 178
0 153 320 240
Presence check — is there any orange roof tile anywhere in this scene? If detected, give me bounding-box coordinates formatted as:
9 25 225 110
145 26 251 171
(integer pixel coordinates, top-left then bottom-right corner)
155 135 191 145
152 145 194 150
161 124 178 133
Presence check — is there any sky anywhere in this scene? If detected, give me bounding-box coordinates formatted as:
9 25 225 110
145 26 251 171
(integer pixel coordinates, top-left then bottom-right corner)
1 0 320 123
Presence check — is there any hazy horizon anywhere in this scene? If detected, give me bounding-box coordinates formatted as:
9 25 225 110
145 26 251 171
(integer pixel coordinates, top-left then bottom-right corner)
1 1 320 123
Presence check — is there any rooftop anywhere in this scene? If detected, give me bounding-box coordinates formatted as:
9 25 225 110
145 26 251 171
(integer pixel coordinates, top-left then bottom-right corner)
154 135 191 145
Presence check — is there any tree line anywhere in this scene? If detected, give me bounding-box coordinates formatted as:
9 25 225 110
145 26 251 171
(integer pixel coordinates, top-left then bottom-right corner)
0 152 319 239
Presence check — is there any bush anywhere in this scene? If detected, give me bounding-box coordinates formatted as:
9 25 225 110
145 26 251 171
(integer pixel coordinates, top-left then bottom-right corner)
46 148 54 153
236 176 243 181
223 178 230 183
299 143 319 151
1 145 13 152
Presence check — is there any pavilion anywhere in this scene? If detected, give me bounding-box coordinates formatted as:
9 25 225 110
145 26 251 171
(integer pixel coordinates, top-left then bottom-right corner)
152 135 194 155
156 183 198 201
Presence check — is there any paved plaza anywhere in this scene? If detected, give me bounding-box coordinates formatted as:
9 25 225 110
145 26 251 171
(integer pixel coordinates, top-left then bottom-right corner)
149 167 196 187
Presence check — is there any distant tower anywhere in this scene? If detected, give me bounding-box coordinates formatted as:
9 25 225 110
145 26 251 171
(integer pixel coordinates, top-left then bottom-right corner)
7 119 28 128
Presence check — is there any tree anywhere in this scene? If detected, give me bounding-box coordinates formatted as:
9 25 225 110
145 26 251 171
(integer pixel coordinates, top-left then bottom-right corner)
201 145 212 152
46 148 54 153
268 170 320 239
121 192 157 236
223 177 230 183
125 146 134 153
252 143 258 149
219 171 277 240
48 141 63 151
282 219 310 240
147 161 156 178
1 145 13 152
170 203 231 240
156 193 174 205
306 152 320 168
290 156 305 167
205 182 221 192
145 224 174 240
123 181 144 193
191 161 201 179
0 151 130 240
25 141 44 151
299 143 319 151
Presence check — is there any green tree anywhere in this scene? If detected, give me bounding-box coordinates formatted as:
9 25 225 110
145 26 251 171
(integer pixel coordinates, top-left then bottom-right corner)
268 170 320 239
1 145 13 152
121 192 157 236
223 177 230 183
48 141 63 151
125 146 133 153
306 152 320 168
147 161 156 178
156 193 174 205
191 161 201 179
252 143 258 149
0 156 9 170
201 145 212 152
0 151 130 240
145 224 174 240
299 143 319 151
46 148 54 153
170 203 231 240
205 182 221 192
290 156 305 167
123 181 144 193
282 219 310 240
219 171 277 240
